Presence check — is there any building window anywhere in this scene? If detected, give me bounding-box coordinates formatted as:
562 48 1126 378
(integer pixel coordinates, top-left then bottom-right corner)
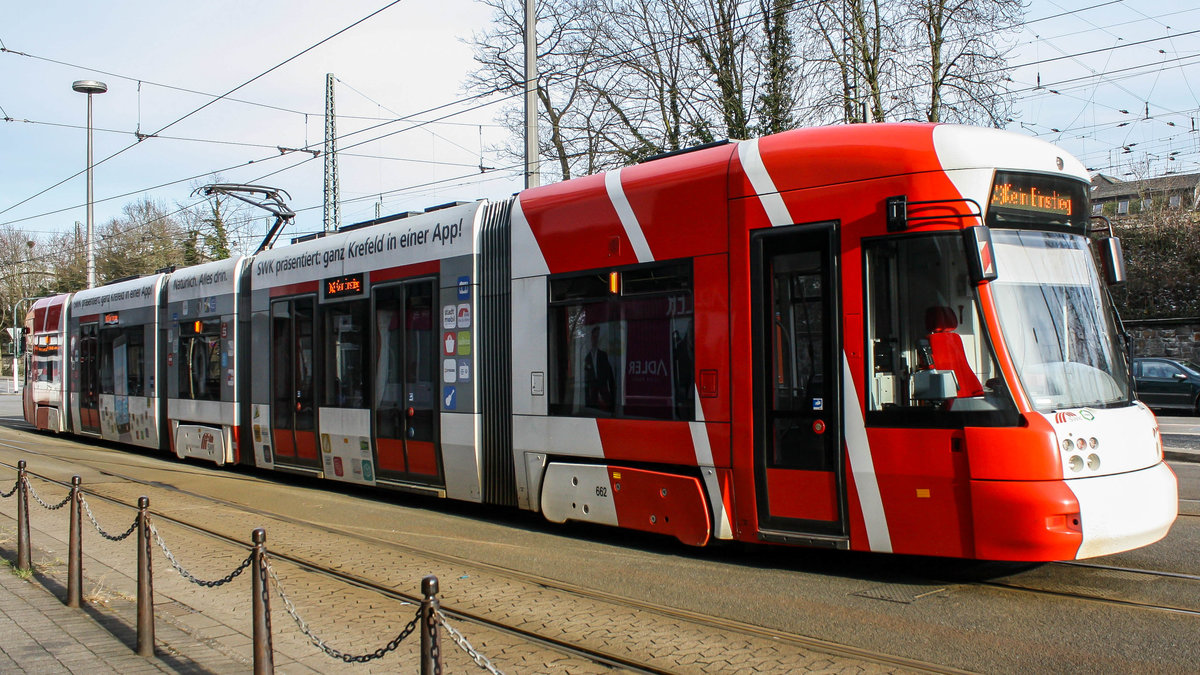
1117 200 1129 215
1169 194 1182 208
1091 203 1103 215
548 261 694 421
1142 198 1152 210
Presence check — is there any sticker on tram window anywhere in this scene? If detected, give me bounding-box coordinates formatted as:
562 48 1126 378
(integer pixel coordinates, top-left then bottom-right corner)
103 313 119 325
813 398 824 411
457 276 471 299
442 305 456 330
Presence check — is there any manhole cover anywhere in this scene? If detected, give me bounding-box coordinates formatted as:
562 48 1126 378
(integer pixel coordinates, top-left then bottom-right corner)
853 583 948 604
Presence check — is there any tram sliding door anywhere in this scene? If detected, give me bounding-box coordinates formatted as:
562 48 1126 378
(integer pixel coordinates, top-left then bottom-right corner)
751 223 847 542
373 279 442 485
270 297 320 470
79 322 100 434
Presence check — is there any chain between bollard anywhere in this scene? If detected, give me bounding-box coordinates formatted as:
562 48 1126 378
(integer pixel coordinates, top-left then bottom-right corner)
24 476 72 510
436 609 506 675
149 524 254 587
0 477 16 499
265 555 421 663
79 494 139 541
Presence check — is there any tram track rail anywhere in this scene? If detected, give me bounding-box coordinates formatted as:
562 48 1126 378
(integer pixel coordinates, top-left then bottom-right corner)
0 435 966 675
961 559 1200 618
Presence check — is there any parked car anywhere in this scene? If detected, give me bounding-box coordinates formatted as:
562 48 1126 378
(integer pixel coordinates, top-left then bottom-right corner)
1132 357 1200 415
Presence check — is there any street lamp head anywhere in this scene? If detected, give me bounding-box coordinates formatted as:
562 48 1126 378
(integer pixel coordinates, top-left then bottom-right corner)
72 80 107 95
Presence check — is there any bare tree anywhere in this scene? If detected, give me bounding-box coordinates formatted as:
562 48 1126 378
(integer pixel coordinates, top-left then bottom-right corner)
467 0 1023 180
905 0 1023 126
0 227 53 371
95 198 187 282
754 0 799 135
466 0 604 181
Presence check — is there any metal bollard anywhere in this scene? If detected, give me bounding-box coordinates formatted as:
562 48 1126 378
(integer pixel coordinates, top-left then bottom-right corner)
251 528 273 675
16 460 30 571
67 476 82 608
420 575 441 675
136 496 154 657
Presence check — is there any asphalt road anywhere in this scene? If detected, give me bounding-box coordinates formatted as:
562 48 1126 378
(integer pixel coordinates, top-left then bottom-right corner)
2 396 1197 674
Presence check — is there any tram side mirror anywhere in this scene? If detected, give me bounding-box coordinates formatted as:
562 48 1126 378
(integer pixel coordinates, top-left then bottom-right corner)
1098 236 1126 285
962 226 998 284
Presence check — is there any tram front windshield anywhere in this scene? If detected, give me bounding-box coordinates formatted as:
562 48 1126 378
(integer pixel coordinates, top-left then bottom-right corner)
990 228 1131 411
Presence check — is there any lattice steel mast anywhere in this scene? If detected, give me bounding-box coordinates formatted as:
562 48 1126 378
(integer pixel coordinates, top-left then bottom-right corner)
323 73 341 233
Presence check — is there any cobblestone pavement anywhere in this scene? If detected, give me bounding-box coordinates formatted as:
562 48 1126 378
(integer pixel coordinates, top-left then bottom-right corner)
0 534 245 673
0 465 923 675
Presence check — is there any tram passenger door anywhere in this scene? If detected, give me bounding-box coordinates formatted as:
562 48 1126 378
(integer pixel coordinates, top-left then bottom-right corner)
373 280 442 485
79 322 100 434
270 297 320 470
752 224 846 541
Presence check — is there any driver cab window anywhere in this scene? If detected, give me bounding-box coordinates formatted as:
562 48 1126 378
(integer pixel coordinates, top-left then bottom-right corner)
864 234 1013 426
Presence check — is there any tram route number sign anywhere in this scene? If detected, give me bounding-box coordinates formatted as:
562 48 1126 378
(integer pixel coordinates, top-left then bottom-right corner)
324 273 364 299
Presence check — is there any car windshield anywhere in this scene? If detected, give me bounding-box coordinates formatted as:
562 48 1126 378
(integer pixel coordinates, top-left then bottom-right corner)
990 229 1131 411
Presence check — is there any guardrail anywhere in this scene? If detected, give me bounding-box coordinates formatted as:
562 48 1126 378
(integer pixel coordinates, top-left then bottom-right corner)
2 460 503 674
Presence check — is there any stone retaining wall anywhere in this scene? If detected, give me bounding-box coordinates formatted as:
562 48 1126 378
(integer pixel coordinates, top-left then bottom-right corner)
1126 318 1200 362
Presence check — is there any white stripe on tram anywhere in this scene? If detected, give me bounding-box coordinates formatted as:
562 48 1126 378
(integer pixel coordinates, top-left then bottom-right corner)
691 388 733 540
605 168 655 263
842 353 892 552
736 139 792 228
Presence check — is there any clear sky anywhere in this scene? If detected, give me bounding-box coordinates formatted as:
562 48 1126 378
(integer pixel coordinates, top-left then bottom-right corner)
1 0 1197 248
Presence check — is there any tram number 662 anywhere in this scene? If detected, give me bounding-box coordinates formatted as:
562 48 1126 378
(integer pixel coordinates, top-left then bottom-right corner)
595 485 608 498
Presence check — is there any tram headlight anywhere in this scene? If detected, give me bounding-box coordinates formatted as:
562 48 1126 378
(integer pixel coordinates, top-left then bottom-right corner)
1087 453 1101 471
1088 437 1099 449
1075 438 1087 451
1068 455 1084 472
1062 439 1073 452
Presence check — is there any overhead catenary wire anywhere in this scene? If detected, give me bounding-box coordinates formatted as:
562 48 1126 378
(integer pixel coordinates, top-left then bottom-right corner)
0 0 410 218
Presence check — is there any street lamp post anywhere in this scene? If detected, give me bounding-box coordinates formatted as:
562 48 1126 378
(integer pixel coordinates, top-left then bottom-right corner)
72 80 107 289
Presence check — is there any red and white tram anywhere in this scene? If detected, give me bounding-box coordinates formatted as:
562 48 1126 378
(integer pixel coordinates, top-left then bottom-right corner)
23 123 1178 560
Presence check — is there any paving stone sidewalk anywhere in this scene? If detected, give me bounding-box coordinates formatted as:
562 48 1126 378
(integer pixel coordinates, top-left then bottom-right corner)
0 543 245 674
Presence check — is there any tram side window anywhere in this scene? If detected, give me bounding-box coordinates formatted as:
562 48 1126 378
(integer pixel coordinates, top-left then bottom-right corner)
179 319 222 401
323 299 369 408
32 338 60 383
863 235 1012 425
125 329 145 396
99 329 116 395
97 327 145 396
548 262 695 421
